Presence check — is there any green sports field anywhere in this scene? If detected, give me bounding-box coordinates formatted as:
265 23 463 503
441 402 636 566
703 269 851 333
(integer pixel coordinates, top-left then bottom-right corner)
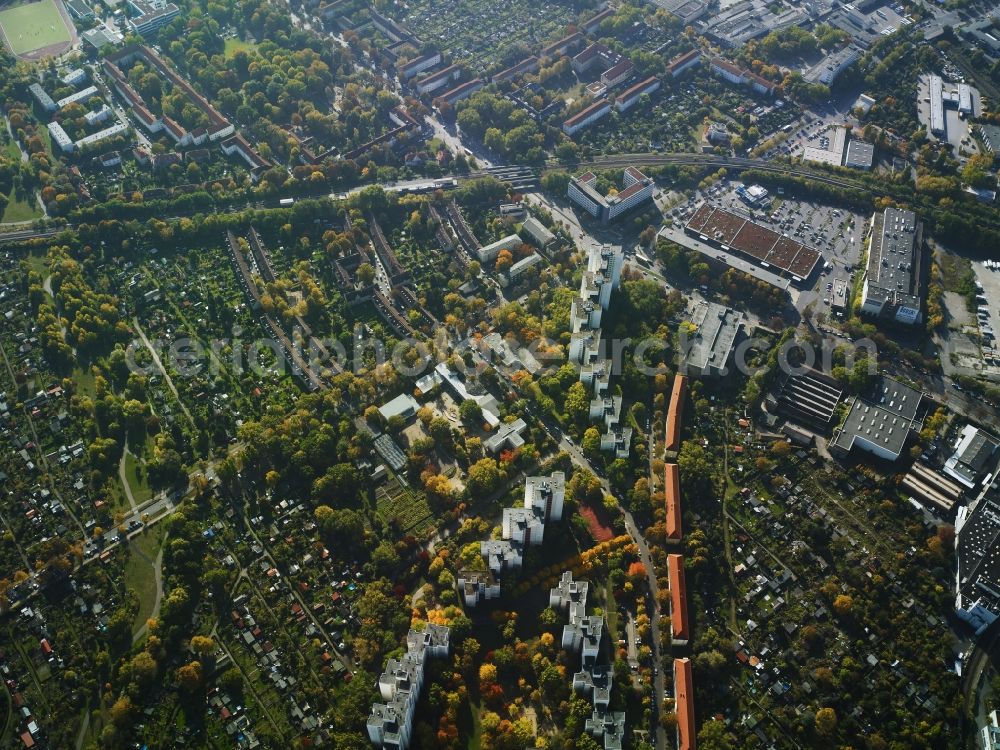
0 0 73 56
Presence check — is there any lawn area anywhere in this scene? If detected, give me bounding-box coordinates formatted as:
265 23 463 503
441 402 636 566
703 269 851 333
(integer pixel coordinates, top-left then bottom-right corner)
224 36 256 56
24 249 48 277
71 365 96 398
122 449 153 505
0 0 73 55
1 190 41 223
124 524 166 635
3 140 20 160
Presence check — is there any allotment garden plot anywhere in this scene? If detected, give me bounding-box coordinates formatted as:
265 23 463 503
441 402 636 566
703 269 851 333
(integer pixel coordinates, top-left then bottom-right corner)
392 0 583 68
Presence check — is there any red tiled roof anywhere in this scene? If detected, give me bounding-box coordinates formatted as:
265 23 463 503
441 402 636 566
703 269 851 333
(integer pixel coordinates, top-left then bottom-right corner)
439 78 483 103
602 59 634 80
710 57 744 77
668 554 689 642
618 75 659 103
624 165 648 182
668 49 701 73
583 7 615 30
563 98 609 127
493 56 539 82
573 42 608 64
747 70 776 90
665 374 687 452
418 64 461 85
674 657 697 750
615 180 649 201
542 31 583 56
665 462 682 540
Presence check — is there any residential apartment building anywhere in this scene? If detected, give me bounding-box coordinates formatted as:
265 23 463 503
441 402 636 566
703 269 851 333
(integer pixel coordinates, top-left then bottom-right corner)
615 76 660 112
399 51 441 79
550 572 626 750
563 99 611 136
667 49 701 78
415 64 462 96
476 233 522 264
126 0 180 35
567 167 654 223
367 624 450 750
524 471 565 522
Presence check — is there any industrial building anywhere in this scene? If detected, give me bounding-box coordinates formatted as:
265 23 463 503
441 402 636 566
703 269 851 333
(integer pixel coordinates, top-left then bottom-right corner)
944 424 999 489
684 203 822 282
802 125 848 167
773 368 843 430
832 277 849 314
858 208 925 324
956 471 1000 635
830 376 923 461
567 167 654 224
680 300 747 377
902 461 964 516
929 74 945 134
844 139 875 169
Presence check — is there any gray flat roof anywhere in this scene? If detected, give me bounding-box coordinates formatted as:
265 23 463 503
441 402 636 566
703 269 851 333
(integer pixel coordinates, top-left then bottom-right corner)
684 301 744 373
844 139 874 168
832 376 922 457
957 477 1000 616
865 207 922 309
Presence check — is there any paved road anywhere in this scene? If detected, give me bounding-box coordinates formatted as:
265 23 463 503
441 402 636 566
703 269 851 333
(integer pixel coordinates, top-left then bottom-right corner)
471 340 667 749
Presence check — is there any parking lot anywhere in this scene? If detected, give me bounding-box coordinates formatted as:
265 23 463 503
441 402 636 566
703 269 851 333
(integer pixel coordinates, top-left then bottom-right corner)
971 260 1000 369
667 180 866 313
784 117 858 162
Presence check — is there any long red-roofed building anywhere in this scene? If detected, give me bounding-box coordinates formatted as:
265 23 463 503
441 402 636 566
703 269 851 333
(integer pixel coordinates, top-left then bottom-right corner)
674 657 697 750
668 553 689 644
665 462 682 541
665 374 687 453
